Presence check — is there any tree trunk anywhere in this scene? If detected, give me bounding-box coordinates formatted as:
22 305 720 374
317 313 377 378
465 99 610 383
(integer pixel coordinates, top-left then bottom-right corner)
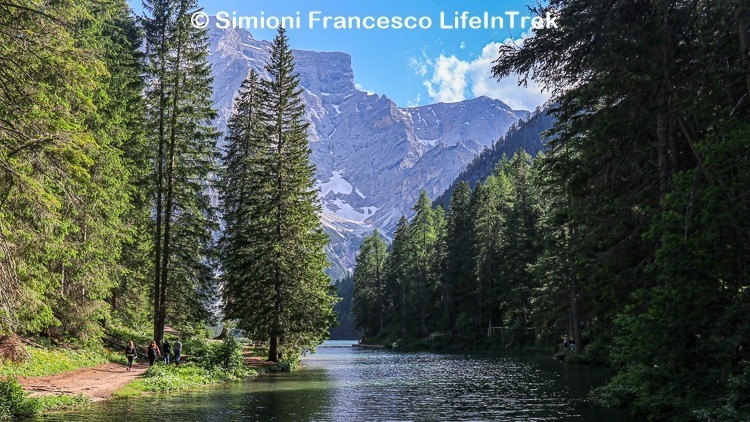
268 336 279 362
571 270 583 355
152 22 167 345
401 281 407 337
214 325 228 340
156 11 185 345
737 0 750 93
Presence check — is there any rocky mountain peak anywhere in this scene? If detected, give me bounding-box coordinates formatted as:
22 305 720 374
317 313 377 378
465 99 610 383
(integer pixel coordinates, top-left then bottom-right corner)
208 26 527 278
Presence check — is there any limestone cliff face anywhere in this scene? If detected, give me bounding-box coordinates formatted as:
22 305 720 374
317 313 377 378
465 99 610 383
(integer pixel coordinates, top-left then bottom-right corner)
208 26 526 279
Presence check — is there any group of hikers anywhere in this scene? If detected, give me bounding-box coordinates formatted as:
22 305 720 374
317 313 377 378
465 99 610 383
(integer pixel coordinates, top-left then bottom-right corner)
562 334 576 352
124 338 183 371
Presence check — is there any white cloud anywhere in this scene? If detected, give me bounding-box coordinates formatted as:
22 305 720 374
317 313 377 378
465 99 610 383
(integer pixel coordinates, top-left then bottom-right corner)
406 94 421 107
459 41 466 50
421 29 550 111
423 56 470 103
407 50 432 77
355 83 375 95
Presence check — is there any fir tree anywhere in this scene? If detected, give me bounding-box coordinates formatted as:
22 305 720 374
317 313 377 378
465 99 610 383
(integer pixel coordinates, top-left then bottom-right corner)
385 216 412 337
445 182 473 331
409 190 437 337
352 230 388 338
0 0 128 340
142 0 219 343
221 28 336 362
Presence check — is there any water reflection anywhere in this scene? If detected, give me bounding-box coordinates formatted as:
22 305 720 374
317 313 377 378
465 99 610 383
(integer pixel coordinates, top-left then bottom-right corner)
38 342 631 421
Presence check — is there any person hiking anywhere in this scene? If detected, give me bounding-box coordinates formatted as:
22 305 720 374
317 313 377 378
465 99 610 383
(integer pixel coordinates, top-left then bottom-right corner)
147 340 161 367
162 339 172 364
173 338 182 365
125 340 137 372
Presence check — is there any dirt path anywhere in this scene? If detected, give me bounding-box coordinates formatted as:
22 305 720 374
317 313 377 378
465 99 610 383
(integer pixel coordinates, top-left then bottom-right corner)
18 362 149 401
243 349 276 369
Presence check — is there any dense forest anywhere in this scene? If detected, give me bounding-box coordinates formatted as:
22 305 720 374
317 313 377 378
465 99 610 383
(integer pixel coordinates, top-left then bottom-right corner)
0 0 333 363
352 0 750 420
434 109 555 208
328 277 361 340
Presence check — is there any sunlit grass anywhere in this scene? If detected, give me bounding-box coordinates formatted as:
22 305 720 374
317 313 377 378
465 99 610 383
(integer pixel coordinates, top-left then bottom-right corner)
0 347 108 377
114 364 258 396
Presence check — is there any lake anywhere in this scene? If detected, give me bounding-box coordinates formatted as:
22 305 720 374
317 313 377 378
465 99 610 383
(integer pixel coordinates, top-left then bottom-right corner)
38 340 631 421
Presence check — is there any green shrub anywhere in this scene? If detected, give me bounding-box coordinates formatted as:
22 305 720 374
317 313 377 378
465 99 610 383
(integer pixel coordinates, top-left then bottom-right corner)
178 336 249 377
0 377 36 419
214 336 247 376
693 365 750 421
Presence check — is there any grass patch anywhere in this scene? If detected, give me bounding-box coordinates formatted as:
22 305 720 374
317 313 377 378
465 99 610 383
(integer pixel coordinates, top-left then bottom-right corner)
0 376 88 418
116 364 257 395
30 394 89 413
0 347 108 377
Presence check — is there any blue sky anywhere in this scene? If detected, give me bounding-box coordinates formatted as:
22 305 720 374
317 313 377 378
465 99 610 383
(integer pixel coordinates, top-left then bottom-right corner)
131 0 550 110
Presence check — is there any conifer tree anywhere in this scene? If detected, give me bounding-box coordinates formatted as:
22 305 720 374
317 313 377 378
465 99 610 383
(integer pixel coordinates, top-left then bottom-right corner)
93 0 153 330
221 70 273 339
352 230 388 338
499 152 541 332
409 190 437 336
0 0 133 340
385 216 412 337
493 0 750 417
221 28 336 362
445 182 473 331
430 206 448 332
143 0 219 343
53 0 152 340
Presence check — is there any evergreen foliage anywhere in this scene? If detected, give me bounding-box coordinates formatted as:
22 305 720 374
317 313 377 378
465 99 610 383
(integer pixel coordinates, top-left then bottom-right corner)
352 231 388 338
353 156 545 343
0 0 148 342
352 1 750 420
329 277 362 340
142 0 219 343
220 28 336 362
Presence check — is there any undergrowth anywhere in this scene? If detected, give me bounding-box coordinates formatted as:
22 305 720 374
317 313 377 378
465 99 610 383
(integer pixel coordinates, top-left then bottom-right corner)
0 377 88 419
0 347 108 377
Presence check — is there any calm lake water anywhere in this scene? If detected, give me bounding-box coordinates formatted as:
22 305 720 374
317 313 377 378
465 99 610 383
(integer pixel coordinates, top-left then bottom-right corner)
38 340 631 421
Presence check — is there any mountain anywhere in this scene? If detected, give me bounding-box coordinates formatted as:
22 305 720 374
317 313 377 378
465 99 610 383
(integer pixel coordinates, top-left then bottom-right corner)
207 26 528 279
434 110 556 209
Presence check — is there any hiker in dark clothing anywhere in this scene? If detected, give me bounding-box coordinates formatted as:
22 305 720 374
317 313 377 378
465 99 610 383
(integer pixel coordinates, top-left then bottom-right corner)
173 338 182 365
147 340 160 367
125 340 137 371
162 339 172 364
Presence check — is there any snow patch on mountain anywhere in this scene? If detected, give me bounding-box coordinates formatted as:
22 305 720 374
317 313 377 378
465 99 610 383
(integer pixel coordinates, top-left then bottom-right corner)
318 170 353 197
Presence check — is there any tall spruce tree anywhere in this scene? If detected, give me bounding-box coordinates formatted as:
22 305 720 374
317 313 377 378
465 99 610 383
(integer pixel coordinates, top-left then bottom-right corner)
409 190 437 337
221 28 336 362
92 0 153 331
142 0 219 343
385 216 412 337
352 230 388 338
220 70 273 340
445 182 473 332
